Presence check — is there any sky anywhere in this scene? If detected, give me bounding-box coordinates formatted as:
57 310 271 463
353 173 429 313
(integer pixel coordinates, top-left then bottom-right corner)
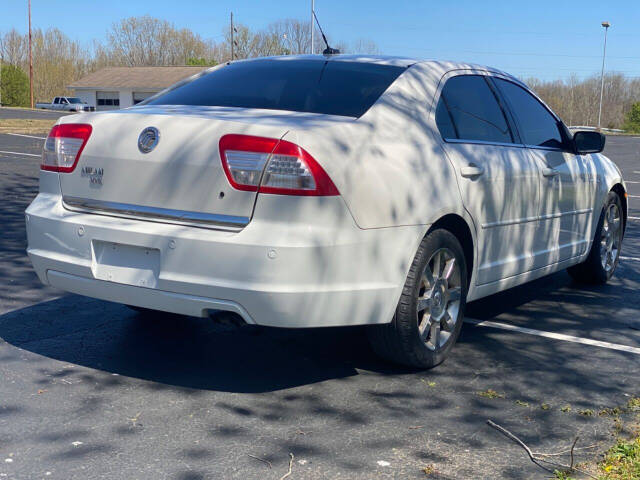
2 0 640 81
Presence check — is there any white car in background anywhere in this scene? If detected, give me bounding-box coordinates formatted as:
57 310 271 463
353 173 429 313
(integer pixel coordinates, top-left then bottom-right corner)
35 96 95 112
26 55 627 368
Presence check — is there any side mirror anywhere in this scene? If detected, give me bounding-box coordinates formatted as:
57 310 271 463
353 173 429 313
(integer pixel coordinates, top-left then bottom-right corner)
573 131 605 154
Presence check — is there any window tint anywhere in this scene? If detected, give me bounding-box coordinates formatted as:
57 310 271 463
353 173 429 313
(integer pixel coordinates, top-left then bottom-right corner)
435 75 512 143
146 59 406 118
435 96 457 139
494 79 564 149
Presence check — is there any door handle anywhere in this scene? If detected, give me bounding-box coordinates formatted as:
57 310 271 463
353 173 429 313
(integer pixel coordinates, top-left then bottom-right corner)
542 167 559 178
460 165 484 178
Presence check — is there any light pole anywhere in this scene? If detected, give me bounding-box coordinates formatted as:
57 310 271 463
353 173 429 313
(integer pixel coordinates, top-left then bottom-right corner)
597 21 610 130
310 0 315 54
28 0 34 109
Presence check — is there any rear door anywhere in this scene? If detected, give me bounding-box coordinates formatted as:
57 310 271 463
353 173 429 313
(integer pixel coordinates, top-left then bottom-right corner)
492 78 594 265
434 72 541 285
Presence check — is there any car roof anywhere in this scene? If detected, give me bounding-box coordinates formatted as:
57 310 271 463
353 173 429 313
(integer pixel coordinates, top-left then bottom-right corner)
228 54 522 83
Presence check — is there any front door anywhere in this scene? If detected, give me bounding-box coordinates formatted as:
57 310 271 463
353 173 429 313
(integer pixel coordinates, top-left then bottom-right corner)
492 78 594 266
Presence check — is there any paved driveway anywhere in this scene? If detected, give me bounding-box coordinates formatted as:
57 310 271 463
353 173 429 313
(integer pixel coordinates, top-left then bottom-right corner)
1 133 639 479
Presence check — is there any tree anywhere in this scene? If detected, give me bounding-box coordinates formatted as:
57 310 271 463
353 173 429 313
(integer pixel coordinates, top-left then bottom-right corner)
102 16 213 66
0 63 29 106
624 102 640 133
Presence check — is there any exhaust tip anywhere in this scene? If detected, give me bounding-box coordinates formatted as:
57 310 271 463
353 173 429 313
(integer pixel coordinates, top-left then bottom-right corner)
208 310 248 328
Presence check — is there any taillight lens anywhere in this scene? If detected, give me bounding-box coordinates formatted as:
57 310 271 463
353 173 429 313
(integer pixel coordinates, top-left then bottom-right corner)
41 123 92 173
219 134 339 196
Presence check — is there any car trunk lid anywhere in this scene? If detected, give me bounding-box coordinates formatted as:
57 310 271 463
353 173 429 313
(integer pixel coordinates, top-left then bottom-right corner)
57 107 321 229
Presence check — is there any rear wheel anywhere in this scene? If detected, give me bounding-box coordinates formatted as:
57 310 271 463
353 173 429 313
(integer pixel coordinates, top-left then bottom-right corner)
367 229 468 369
568 191 624 284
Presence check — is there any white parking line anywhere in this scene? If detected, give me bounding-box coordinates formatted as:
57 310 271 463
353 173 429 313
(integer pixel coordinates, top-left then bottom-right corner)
626 181 640 184
5 133 46 140
0 150 40 157
620 256 640 262
629 217 640 220
465 318 640 355
629 195 640 198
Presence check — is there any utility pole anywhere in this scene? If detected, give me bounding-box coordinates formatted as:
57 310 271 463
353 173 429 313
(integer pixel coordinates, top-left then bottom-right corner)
28 0 34 108
310 0 315 54
230 12 234 61
597 21 610 130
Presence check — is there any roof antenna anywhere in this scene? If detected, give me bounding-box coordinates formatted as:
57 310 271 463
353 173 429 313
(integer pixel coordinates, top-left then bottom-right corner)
312 11 340 55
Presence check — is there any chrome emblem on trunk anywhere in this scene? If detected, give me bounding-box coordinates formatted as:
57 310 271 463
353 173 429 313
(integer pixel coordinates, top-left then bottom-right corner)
138 127 159 153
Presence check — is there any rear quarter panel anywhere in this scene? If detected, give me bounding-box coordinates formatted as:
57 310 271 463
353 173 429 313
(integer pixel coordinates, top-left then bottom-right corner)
288 62 466 230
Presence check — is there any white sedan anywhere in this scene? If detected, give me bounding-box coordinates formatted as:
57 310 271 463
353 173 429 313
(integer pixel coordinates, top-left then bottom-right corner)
26 55 627 368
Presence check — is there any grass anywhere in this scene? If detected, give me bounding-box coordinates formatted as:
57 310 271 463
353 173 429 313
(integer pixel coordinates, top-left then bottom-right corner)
552 469 575 480
477 389 504 399
0 118 55 134
598 434 640 479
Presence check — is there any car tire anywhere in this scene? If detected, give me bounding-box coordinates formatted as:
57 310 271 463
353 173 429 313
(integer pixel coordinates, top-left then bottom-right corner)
367 228 468 369
568 191 624 285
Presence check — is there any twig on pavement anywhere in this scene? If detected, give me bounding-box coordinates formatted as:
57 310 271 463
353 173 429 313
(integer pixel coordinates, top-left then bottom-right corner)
486 420 598 479
247 454 272 469
279 453 294 480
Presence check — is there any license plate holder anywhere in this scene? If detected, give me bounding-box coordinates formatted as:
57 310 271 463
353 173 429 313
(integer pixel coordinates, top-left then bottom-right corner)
91 240 160 288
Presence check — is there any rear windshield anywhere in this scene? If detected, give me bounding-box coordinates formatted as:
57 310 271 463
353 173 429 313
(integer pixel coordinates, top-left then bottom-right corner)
145 59 406 117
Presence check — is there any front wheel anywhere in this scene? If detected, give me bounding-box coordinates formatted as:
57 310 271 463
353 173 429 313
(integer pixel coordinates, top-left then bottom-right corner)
367 229 468 369
568 191 624 284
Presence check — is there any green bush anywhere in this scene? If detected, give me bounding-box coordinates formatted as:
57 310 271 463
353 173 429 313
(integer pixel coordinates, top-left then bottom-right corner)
623 102 640 133
0 64 30 107
186 57 217 66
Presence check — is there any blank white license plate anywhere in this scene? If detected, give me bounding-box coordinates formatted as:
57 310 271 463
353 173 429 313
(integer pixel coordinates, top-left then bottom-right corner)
91 240 160 288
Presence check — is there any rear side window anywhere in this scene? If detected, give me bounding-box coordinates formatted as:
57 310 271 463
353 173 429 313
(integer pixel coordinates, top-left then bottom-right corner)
435 75 513 144
146 59 406 118
494 79 564 149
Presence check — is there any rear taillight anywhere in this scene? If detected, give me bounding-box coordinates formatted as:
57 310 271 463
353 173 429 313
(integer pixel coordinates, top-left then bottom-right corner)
219 134 339 196
41 123 92 173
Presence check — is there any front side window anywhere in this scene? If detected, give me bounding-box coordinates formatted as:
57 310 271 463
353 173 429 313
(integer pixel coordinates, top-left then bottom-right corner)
146 59 406 118
435 75 513 144
494 79 564 149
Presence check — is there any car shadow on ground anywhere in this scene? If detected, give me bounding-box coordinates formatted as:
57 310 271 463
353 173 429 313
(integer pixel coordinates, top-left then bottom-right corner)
1 261 638 395
0 295 415 393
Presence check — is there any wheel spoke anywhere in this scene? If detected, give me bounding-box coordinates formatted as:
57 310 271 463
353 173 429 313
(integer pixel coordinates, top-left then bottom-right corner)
610 218 621 233
448 287 461 302
443 257 456 280
432 251 442 279
423 267 435 288
419 316 431 341
442 311 455 331
430 321 440 347
417 296 432 311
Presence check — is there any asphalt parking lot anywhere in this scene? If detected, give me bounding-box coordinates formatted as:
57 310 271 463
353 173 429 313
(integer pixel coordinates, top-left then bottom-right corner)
0 107 73 120
1 118 639 479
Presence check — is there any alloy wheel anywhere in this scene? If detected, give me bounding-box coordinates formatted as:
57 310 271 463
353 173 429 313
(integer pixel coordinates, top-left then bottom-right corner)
416 248 462 351
600 203 622 273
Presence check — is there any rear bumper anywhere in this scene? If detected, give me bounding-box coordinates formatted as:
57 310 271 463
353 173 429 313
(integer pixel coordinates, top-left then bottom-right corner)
26 190 425 328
